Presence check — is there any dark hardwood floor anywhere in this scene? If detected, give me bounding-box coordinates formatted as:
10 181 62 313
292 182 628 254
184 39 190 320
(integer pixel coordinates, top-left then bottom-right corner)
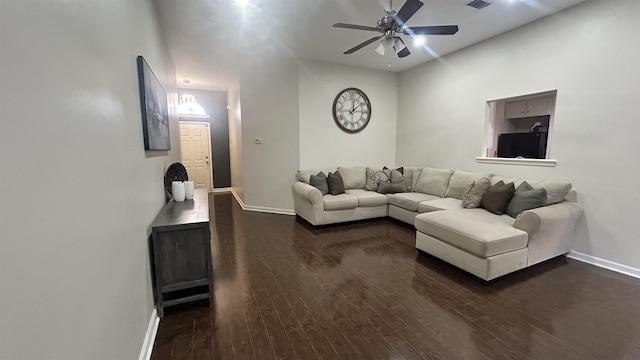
150 193 640 360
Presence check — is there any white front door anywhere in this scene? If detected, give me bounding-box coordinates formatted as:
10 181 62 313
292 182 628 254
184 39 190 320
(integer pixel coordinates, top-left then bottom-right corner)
179 121 213 191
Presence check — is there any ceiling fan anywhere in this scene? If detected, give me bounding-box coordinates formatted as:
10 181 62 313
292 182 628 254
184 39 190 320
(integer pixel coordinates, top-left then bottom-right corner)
333 0 459 58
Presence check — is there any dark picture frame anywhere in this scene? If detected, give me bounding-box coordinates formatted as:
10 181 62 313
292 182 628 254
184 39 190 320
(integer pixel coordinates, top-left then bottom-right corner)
137 56 171 151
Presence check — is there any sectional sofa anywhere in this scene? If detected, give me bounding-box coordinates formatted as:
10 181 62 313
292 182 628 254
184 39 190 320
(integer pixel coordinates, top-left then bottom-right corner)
292 166 583 280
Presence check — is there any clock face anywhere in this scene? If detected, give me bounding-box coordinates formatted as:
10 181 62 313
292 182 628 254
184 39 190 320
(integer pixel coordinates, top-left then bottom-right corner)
332 87 371 133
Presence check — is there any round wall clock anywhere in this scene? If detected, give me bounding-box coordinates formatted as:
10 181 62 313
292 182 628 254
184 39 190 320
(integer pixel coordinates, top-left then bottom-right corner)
332 87 371 133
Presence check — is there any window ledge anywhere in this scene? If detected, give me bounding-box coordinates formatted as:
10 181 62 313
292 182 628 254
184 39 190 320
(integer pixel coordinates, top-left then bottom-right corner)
475 157 557 167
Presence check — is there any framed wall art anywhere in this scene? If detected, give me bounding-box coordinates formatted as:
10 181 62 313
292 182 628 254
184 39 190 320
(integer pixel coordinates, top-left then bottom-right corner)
137 55 171 151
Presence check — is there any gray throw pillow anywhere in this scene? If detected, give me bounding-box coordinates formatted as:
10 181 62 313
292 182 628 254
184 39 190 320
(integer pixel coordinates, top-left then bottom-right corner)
327 171 346 195
309 172 328 195
377 181 407 194
388 167 413 192
446 170 493 200
365 167 391 191
390 169 403 182
481 181 516 215
506 181 548 218
461 177 491 209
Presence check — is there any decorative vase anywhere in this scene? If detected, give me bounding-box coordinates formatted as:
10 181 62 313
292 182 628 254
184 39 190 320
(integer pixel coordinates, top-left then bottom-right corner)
184 181 195 200
172 181 186 202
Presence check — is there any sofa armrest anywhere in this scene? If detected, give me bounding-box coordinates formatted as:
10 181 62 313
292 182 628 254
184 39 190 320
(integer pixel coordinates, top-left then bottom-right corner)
292 182 324 225
292 181 323 206
514 201 583 266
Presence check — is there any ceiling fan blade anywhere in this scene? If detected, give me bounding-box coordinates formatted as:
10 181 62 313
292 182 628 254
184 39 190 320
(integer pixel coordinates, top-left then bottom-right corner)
404 25 459 35
333 23 380 32
394 0 424 25
397 47 411 58
344 36 383 54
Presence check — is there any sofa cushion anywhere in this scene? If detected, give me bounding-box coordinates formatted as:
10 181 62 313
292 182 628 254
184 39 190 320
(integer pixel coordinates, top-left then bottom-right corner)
328 171 346 195
532 180 572 205
414 209 528 258
492 176 572 205
296 168 336 184
418 198 463 213
323 193 358 211
309 172 329 195
389 192 440 212
337 166 367 189
403 166 423 192
446 170 493 200
462 177 492 209
345 189 388 207
481 181 515 215
377 181 406 194
414 167 454 197
365 167 391 191
506 182 547 218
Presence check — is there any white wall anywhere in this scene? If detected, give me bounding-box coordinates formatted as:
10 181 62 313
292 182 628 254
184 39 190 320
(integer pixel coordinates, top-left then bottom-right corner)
299 60 398 168
396 0 640 268
0 1 179 359
239 58 300 211
228 79 245 201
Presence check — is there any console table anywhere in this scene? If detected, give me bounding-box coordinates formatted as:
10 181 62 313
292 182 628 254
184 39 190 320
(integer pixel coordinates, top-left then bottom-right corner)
150 188 213 317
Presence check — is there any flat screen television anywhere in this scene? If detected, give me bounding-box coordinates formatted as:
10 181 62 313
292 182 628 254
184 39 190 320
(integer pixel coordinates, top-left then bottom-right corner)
497 132 547 159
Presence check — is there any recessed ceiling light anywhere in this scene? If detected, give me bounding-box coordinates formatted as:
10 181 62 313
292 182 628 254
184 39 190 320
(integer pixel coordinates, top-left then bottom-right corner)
236 0 248 7
413 36 427 47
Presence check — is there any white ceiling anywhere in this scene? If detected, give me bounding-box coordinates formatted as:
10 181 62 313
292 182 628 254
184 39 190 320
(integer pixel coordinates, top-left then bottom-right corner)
154 0 589 89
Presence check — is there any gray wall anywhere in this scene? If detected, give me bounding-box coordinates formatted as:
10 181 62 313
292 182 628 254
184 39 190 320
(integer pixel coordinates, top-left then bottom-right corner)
239 57 300 211
0 0 180 359
179 89 232 188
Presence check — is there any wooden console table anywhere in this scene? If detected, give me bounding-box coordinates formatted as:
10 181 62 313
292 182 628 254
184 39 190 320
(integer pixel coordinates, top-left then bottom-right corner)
150 188 213 317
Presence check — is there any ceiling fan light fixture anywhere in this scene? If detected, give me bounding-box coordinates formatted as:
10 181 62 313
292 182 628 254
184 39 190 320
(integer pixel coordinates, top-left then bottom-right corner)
374 42 386 56
393 38 407 55
413 36 427 47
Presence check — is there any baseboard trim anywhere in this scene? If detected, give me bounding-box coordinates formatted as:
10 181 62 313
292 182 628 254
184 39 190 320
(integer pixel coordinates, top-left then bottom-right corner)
212 187 232 194
567 251 640 280
230 188 246 208
244 205 296 216
138 308 160 360
230 189 295 216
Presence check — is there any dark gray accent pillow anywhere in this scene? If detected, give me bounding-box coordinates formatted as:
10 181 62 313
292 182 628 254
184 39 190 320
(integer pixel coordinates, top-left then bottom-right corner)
385 166 413 192
327 171 346 195
309 172 328 195
506 181 548 218
377 181 407 194
481 181 515 215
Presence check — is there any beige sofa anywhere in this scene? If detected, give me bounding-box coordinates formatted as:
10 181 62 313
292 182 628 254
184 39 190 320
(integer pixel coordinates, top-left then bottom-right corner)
292 166 583 280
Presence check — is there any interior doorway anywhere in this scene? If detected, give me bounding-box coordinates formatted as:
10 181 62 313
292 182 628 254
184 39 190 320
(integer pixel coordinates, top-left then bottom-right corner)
179 121 213 191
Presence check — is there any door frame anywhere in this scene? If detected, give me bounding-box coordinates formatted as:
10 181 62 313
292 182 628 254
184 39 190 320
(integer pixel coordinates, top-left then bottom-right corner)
179 120 214 192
